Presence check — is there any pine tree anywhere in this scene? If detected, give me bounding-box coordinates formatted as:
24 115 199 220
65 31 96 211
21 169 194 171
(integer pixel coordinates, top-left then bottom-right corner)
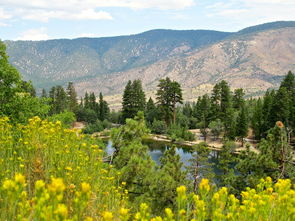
122 80 146 122
49 86 68 114
279 71 295 133
233 88 245 109
112 112 155 203
197 95 211 141
98 92 110 121
66 82 78 113
156 77 183 125
210 83 221 121
149 145 187 211
252 98 264 139
236 103 248 146
270 88 290 127
84 92 90 109
188 142 215 192
261 89 275 136
220 80 232 121
55 86 68 114
132 80 146 113
145 97 158 125
41 88 47 98
88 92 97 111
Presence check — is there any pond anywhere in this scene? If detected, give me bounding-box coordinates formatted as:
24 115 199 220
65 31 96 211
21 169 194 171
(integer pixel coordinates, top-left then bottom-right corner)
105 139 223 177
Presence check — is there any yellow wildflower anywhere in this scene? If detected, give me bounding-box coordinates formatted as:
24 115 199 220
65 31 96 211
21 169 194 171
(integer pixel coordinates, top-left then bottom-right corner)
102 211 113 221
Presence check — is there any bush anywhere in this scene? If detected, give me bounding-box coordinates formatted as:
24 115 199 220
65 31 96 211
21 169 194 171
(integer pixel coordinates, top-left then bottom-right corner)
47 110 76 128
75 107 97 124
167 124 195 141
151 120 167 134
83 120 111 134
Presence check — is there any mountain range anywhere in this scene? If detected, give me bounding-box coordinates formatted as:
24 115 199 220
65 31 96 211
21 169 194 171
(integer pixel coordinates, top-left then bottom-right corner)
4 21 295 107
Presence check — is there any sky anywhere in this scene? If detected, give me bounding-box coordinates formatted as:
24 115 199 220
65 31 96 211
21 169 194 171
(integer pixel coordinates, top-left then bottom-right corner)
0 0 295 40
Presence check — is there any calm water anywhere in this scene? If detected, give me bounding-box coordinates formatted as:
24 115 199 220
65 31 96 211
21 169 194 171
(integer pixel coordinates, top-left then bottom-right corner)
106 140 220 170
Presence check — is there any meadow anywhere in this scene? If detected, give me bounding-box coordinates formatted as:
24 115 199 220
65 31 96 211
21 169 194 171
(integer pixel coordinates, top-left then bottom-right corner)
0 116 294 220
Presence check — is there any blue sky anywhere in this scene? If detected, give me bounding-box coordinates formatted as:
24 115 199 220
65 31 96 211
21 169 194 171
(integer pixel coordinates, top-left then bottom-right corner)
0 0 295 40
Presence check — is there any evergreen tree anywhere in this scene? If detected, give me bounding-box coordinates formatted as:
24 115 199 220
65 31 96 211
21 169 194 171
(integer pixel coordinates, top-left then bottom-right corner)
261 89 275 135
145 97 159 125
188 142 215 192
41 88 47 98
112 112 155 204
122 80 146 122
98 92 110 121
233 88 245 109
132 79 146 113
223 107 236 140
209 119 224 140
252 98 264 139
182 102 192 118
66 82 78 113
49 86 68 114
156 77 183 125
235 103 248 146
219 80 232 121
197 95 211 141
210 83 221 121
270 87 290 127
149 145 187 212
55 86 68 114
88 92 97 111
84 92 90 109
279 71 295 132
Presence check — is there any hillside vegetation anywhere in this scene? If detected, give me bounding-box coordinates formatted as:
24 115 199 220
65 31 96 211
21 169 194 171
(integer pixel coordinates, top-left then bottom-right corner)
5 21 295 104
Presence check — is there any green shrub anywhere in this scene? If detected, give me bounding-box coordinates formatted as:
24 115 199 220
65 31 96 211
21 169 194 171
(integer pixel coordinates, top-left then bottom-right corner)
47 110 76 128
151 120 167 134
83 120 111 134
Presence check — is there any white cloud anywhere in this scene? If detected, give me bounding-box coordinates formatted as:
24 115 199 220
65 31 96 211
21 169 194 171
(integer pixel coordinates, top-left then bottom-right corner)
207 0 295 26
0 0 195 22
16 27 49 40
0 22 9 27
19 9 113 22
0 8 11 19
0 0 195 10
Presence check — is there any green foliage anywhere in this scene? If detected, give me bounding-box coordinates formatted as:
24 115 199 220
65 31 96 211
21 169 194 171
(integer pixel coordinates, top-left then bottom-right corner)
111 112 155 205
145 97 160 125
49 86 68 115
151 119 167 134
122 80 146 122
66 82 78 113
48 110 76 128
167 124 195 141
98 92 110 121
83 120 111 134
156 77 183 125
0 40 48 123
76 107 97 124
233 88 245 109
149 146 188 212
235 104 248 143
188 142 215 192
208 119 224 140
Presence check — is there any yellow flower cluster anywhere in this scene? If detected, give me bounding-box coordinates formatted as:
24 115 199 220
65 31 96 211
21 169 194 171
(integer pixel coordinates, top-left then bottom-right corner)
1 117 294 220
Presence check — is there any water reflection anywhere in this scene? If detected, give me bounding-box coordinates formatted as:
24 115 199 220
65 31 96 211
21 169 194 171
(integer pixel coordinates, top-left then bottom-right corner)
106 140 219 169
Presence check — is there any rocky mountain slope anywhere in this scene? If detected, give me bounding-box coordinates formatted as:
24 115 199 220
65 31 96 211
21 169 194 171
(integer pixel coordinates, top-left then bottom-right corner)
4 21 295 107
5 29 231 89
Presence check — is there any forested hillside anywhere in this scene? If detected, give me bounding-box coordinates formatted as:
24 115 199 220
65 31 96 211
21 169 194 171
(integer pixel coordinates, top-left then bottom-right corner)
4 21 295 102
